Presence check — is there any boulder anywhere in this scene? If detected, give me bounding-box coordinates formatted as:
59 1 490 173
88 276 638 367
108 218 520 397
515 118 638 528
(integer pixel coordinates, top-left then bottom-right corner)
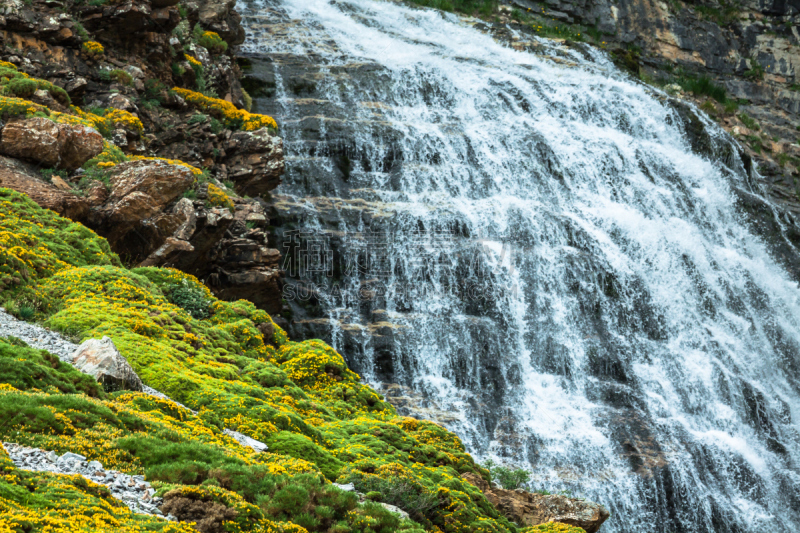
461 473 610 533
69 336 143 392
379 503 410 520
222 429 268 452
90 159 195 252
108 160 194 207
0 117 103 170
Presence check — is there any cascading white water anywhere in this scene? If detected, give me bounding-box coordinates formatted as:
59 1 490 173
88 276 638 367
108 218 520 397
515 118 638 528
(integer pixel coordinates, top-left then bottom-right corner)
239 1 800 531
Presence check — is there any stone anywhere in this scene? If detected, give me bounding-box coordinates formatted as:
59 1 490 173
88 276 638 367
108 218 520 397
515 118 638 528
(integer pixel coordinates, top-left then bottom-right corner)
461 473 609 533
379 502 410 520
65 77 88 100
58 452 86 462
50 175 72 192
222 428 269 452
108 160 194 208
69 336 143 392
333 483 356 492
257 321 274 343
88 460 103 470
0 118 103 171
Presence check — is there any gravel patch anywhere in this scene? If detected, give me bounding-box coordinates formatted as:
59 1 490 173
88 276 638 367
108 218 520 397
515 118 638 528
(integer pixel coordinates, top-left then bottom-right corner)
2 442 173 518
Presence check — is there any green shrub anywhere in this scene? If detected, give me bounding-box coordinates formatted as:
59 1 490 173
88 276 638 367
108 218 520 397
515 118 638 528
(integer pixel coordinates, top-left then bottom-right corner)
109 69 134 86
188 113 208 124
679 75 727 103
194 25 229 54
169 282 211 319
482 459 531 490
739 113 760 131
172 62 186 78
242 88 253 112
6 77 37 98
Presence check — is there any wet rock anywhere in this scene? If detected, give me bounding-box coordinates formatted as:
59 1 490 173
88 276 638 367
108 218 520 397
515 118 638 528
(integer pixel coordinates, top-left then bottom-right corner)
461 473 610 532
197 0 245 46
0 117 103 171
69 336 144 392
224 129 285 196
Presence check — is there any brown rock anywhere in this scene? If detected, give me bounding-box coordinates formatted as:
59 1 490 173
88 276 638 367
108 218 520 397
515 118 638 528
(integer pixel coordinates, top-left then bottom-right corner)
0 118 103 171
461 473 609 533
225 129 284 196
0 156 88 220
50 175 72 192
257 321 274 342
108 159 195 206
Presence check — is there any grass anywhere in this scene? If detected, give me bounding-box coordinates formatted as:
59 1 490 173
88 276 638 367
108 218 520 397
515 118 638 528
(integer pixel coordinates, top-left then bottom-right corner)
739 113 760 131
677 74 727 103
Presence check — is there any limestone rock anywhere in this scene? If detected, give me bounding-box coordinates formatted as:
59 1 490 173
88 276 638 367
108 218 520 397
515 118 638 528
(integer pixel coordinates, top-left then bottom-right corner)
197 0 245 45
0 117 103 170
69 336 143 392
108 160 194 207
379 502 410 520
222 429 268 452
461 473 609 533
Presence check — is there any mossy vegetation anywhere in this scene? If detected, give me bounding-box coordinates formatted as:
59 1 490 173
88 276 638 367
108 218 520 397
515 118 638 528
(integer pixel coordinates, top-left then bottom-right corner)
0 65 71 106
0 189 519 533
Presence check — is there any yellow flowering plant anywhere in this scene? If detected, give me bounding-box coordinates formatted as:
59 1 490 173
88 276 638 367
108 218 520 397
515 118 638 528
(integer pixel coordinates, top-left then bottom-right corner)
172 87 277 132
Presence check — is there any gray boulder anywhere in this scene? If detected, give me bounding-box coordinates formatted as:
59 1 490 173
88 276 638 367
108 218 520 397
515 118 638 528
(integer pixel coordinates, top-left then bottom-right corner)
69 336 143 392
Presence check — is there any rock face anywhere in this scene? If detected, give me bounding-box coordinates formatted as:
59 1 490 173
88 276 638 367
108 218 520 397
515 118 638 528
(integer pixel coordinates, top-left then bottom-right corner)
0 118 103 170
0 0 286 316
461 473 610 533
88 159 195 252
69 336 143 392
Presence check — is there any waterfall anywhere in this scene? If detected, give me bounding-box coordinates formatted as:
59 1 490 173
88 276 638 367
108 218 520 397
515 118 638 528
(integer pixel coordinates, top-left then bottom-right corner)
238 1 800 531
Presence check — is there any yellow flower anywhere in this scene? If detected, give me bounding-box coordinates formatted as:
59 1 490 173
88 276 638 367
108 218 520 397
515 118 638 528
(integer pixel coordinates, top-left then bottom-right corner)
172 87 277 131
82 41 104 56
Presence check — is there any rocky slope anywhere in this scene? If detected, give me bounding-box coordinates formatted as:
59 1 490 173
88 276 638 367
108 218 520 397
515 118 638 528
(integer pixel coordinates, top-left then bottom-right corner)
0 0 285 314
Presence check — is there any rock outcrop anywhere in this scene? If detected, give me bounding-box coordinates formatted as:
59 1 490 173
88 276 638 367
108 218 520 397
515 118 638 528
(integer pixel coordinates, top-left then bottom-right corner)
0 156 89 220
0 117 103 170
461 473 610 533
69 336 144 392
